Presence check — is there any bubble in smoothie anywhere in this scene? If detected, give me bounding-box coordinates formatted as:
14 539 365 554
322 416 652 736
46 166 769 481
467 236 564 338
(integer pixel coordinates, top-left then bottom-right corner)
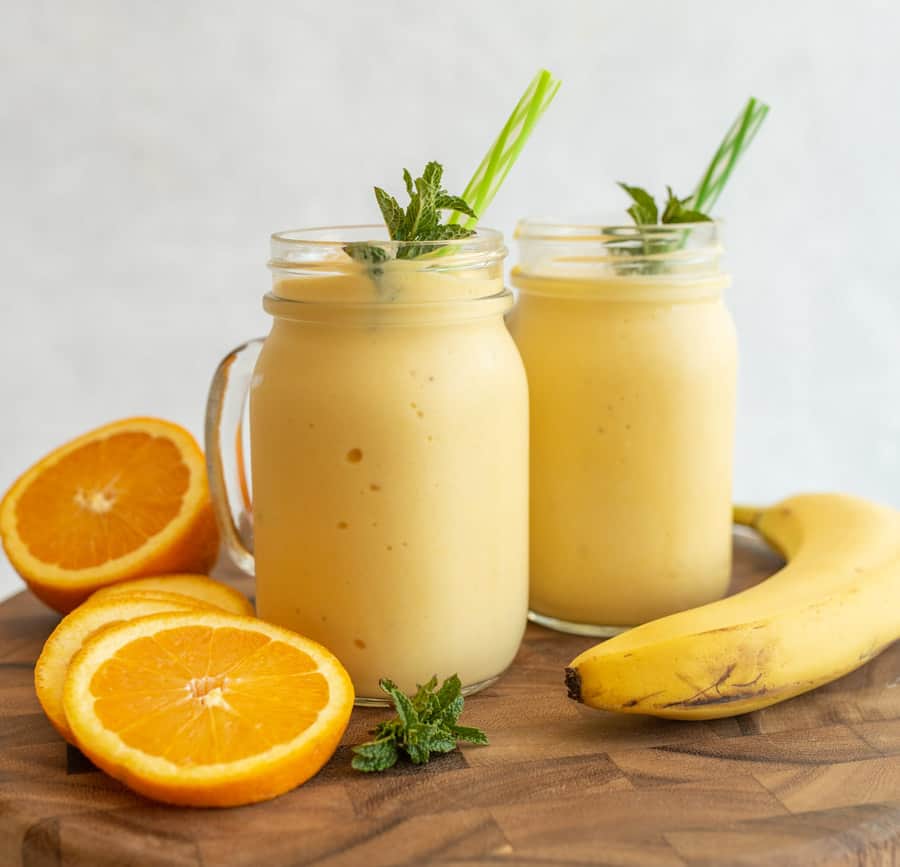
346 448 363 463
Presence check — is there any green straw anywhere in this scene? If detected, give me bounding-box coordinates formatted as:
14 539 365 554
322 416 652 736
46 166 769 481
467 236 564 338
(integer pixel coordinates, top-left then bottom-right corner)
449 69 561 228
690 96 770 214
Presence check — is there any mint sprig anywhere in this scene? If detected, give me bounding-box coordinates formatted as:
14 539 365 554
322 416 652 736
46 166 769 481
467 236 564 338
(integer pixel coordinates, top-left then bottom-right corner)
618 183 712 228
619 96 769 227
344 162 475 264
351 674 488 773
346 69 560 268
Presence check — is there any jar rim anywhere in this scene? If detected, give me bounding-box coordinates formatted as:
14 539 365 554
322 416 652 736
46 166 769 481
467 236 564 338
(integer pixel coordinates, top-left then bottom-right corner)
514 217 722 243
268 225 507 305
271 224 504 255
512 218 724 281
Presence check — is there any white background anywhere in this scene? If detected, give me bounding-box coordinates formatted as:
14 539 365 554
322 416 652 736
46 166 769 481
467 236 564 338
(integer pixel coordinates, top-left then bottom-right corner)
2 1 899 601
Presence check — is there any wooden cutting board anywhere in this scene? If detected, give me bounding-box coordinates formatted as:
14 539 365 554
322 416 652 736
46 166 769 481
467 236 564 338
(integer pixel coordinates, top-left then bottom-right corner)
1 531 898 867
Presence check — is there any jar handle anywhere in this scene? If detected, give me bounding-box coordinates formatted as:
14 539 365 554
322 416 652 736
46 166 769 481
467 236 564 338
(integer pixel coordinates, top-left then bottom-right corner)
204 338 264 576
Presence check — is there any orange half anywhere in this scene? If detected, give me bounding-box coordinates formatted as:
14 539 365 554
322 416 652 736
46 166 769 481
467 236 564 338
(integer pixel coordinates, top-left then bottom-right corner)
0 418 219 612
63 611 354 807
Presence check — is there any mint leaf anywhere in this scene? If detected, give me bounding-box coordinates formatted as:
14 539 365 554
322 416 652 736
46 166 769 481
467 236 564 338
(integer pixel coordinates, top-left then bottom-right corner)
440 695 464 727
351 736 399 772
422 160 443 189
420 224 474 245
404 725 433 765
436 673 462 709
400 191 424 241
351 674 488 773
618 182 659 225
665 206 712 224
435 194 476 220
379 678 419 729
412 676 440 718
372 718 402 742
661 186 712 224
436 673 464 726
374 187 404 237
661 186 689 224
343 242 389 266
418 723 457 755
452 725 489 745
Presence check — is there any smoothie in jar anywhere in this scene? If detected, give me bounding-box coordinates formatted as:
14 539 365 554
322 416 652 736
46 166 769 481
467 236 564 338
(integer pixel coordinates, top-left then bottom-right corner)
508 221 736 632
206 70 560 701
249 228 528 700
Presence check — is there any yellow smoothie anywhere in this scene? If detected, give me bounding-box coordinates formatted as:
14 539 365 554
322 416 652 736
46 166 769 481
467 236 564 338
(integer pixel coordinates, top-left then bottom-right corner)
250 233 528 700
508 223 736 629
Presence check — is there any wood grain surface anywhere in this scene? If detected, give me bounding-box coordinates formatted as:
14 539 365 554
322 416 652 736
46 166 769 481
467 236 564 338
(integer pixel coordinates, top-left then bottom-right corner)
1 531 898 867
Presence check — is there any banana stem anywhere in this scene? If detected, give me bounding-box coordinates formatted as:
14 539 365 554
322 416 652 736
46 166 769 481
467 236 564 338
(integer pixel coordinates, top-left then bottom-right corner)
733 505 763 527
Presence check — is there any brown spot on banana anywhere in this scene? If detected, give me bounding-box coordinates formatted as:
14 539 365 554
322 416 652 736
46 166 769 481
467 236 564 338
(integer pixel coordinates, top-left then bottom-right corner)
662 687 768 709
622 690 666 708
674 663 738 707
661 674 806 712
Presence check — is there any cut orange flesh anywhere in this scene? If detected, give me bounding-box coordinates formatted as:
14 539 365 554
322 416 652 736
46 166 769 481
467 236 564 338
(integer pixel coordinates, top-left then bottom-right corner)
0 418 219 612
63 611 354 807
86 574 253 616
35 594 212 742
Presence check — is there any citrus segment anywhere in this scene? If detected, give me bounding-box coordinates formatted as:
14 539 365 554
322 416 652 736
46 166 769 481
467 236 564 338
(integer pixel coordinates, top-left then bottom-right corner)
35 594 209 742
86 574 253 616
0 418 219 613
63 611 354 806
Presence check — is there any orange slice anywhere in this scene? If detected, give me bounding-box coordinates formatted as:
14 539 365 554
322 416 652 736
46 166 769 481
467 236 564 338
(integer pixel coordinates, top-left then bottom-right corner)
82 589 229 612
0 418 219 613
86 574 253 616
35 594 213 742
63 611 354 807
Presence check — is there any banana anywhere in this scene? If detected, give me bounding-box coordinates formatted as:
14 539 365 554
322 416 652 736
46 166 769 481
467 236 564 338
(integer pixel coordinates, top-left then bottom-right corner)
566 494 900 719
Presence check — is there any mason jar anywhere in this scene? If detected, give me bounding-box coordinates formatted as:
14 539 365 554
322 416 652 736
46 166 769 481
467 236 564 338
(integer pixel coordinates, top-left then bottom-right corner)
206 226 529 703
507 220 737 635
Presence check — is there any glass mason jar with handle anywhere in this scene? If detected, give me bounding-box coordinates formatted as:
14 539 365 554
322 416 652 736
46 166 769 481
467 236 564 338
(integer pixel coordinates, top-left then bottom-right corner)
206 226 529 704
507 220 737 636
